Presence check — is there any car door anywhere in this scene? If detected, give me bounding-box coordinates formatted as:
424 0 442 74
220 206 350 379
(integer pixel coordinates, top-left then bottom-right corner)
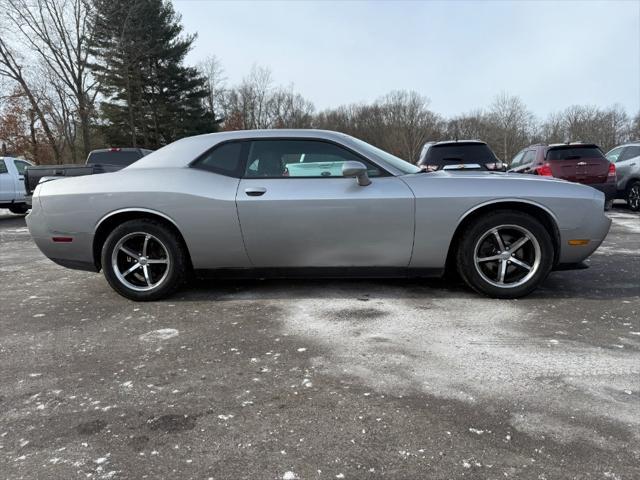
0 159 13 201
235 139 415 268
614 146 640 190
11 160 31 201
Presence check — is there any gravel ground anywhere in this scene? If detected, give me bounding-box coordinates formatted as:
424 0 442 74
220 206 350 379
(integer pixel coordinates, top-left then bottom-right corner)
0 205 638 480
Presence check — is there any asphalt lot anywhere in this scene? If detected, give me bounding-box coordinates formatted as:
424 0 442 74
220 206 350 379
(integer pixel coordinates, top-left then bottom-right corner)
0 205 638 480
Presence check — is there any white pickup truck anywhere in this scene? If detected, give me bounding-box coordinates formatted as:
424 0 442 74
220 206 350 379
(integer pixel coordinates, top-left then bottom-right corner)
0 157 32 214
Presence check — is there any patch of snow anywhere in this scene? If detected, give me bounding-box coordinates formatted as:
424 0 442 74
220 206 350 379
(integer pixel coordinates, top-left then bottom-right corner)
217 414 234 421
139 328 179 342
283 472 298 480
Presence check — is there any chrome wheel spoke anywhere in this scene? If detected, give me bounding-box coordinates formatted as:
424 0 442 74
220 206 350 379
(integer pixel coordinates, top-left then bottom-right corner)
508 236 530 253
509 256 532 271
122 262 141 277
120 246 140 260
477 254 502 263
142 265 151 286
498 260 507 284
147 258 168 264
492 229 506 251
142 235 150 257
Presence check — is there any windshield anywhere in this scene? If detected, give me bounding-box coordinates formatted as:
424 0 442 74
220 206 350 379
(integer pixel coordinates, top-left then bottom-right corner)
423 143 497 165
87 150 143 166
546 146 604 161
350 137 420 174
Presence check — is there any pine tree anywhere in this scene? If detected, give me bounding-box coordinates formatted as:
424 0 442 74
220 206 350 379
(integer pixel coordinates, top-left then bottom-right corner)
91 0 214 149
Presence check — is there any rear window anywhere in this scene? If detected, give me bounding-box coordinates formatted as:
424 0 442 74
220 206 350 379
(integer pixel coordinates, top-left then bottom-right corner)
423 144 497 165
87 150 143 166
546 146 604 161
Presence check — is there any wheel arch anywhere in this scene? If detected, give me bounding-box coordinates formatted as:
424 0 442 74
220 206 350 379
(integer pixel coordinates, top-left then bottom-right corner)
445 200 561 272
93 208 193 271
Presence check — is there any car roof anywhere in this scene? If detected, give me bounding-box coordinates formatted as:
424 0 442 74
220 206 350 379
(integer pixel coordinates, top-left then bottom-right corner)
425 139 487 146
127 129 409 175
546 143 600 149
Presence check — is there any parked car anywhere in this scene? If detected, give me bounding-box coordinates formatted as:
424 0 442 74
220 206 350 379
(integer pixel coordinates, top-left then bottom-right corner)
417 140 505 172
24 147 153 198
605 141 640 211
508 143 616 209
26 130 611 301
0 156 33 214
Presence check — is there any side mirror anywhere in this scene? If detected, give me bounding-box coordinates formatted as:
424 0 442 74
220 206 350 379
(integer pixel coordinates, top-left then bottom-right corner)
342 161 371 186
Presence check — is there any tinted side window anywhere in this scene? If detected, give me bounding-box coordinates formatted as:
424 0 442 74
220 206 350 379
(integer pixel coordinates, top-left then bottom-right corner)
0 160 7 174
14 161 30 175
510 150 525 168
192 141 244 177
619 146 640 162
606 146 624 163
521 150 536 165
244 140 382 178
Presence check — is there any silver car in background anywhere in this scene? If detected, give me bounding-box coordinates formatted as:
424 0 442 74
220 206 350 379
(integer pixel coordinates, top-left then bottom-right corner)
606 141 640 211
26 130 611 301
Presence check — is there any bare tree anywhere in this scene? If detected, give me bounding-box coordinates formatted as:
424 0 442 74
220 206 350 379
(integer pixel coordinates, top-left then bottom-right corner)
0 35 62 161
488 92 535 161
197 54 226 124
1 0 98 159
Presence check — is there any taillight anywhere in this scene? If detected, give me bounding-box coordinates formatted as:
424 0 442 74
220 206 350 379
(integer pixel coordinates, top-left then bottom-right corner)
484 161 504 171
535 163 553 176
608 162 616 178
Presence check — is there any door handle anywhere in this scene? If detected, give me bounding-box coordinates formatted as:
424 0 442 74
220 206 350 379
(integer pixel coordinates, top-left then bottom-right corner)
245 187 267 197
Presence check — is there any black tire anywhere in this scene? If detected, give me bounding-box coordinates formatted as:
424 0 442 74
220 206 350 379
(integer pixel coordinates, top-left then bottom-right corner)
604 199 613 211
101 219 188 301
456 210 554 299
9 204 29 214
627 181 640 211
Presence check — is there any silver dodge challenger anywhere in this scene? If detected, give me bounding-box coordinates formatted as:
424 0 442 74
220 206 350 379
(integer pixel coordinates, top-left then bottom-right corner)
26 130 611 301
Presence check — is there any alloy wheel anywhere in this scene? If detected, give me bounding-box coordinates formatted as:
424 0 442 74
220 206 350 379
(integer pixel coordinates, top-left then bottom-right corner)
473 224 542 289
629 184 640 210
111 232 171 292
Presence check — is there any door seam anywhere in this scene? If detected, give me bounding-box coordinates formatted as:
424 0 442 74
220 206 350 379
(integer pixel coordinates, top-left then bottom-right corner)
234 179 256 267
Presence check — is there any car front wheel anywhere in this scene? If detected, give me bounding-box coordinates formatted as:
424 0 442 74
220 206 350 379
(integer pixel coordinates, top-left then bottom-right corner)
456 210 554 298
101 219 187 301
627 181 640 211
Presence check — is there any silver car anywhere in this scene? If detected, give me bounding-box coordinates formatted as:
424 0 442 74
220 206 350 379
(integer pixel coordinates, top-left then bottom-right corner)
26 130 611 301
605 142 640 211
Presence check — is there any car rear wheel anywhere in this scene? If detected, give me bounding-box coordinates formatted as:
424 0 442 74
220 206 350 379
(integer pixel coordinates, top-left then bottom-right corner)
9 204 29 214
456 210 554 298
101 219 187 301
627 181 640 211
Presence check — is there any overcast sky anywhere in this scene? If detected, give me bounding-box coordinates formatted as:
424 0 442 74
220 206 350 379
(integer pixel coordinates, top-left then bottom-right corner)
174 0 640 118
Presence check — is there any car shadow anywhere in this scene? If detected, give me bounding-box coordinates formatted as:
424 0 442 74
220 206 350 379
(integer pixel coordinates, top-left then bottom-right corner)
179 275 471 303
0 213 27 227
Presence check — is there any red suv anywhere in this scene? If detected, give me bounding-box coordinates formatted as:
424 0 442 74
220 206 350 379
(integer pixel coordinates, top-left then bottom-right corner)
508 143 616 207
